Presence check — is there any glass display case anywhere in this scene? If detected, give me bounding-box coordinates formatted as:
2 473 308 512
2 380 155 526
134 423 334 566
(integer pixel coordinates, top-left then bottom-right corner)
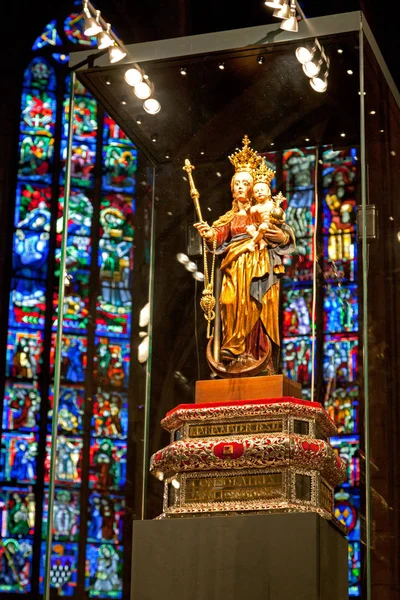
34 9 400 599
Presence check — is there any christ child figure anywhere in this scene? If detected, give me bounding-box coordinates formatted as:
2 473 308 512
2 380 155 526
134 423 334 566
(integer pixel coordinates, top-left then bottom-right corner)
246 161 287 251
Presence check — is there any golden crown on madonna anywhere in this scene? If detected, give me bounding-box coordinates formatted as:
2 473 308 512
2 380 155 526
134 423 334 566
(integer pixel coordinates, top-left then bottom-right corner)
253 160 276 185
229 135 262 174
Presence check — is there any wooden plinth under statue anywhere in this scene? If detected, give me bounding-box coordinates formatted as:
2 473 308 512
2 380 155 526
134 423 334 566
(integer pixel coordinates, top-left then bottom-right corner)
150 375 346 524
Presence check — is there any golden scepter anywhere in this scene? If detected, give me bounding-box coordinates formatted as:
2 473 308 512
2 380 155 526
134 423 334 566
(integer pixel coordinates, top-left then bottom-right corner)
183 158 216 338
183 159 203 222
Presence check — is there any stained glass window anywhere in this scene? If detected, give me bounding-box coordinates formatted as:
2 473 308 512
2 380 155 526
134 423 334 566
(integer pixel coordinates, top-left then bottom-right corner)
2 14 136 598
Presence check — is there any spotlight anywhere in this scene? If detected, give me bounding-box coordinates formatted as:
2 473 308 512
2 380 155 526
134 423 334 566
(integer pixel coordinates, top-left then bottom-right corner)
218 62 225 70
340 132 346 137
310 75 328 93
347 69 354 75
177 253 189 265
124 66 143 86
305 138 310 142
151 133 158 143
270 142 275 146
97 23 113 49
143 98 161 114
136 117 142 124
134 80 152 100
296 46 314 65
369 110 376 115
337 48 344 54
200 150 205 155
165 151 171 159
109 44 127 63
193 271 205 282
105 77 111 85
186 261 197 272
280 0 297 29
257 55 265 65
274 0 290 19
180 66 187 76
121 97 127 106
83 7 102 37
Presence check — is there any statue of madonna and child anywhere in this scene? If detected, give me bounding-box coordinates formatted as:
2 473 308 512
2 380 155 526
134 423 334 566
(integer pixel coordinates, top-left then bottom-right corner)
183 135 296 378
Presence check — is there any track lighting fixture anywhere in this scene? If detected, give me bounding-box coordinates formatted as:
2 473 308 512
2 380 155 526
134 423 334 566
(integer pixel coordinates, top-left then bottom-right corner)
124 66 144 86
280 0 298 31
109 44 127 63
273 0 290 19
97 23 113 49
134 80 152 100
143 98 161 114
296 39 330 93
83 6 102 37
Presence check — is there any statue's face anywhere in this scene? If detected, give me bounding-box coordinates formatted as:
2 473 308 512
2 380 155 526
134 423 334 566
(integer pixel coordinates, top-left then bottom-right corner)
232 171 253 203
253 182 271 202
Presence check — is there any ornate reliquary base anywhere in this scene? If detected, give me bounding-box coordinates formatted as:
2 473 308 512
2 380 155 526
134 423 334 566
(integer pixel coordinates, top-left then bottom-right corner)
150 395 346 523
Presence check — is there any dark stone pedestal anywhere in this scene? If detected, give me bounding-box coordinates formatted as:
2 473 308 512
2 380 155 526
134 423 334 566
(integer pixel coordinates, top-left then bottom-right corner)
131 513 348 600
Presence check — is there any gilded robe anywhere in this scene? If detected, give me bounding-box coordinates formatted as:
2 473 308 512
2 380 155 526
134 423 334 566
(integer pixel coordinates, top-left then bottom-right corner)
211 213 295 361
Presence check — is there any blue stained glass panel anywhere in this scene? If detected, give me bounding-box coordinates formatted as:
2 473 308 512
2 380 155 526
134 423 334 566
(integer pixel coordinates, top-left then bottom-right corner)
92 390 128 439
85 543 123 598
6 330 43 380
50 334 87 383
87 493 124 543
60 140 96 188
324 385 359 435
9 279 46 330
282 287 312 337
64 13 98 47
89 438 127 490
23 57 56 91
32 20 62 50
44 435 83 485
14 182 52 231
102 143 137 193
39 541 79 596
323 334 358 384
18 134 54 183
63 95 98 141
334 487 360 542
20 90 56 137
52 53 69 64
2 381 41 432
48 386 85 435
59 187 93 237
323 284 358 333
0 432 38 483
0 538 33 593
330 435 360 487
42 489 80 541
94 337 131 389
281 336 312 387
0 487 35 537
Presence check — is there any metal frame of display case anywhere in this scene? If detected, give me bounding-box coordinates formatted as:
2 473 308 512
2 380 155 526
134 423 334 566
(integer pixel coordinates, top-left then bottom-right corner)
61 11 400 600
